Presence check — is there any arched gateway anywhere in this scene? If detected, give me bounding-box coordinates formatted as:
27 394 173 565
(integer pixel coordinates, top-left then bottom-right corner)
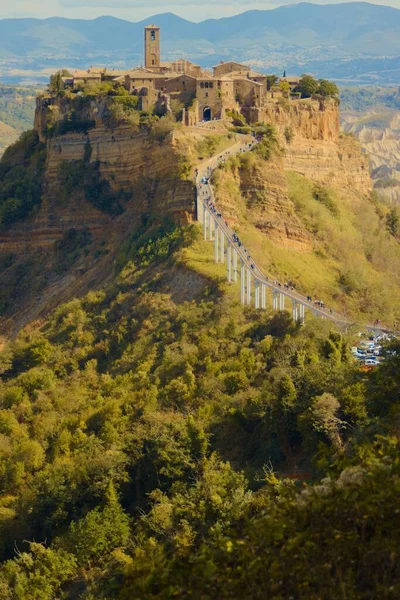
203 107 212 121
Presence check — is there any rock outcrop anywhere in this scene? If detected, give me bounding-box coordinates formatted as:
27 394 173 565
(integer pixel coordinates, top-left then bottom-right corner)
341 110 400 203
0 97 196 256
255 98 340 142
284 135 371 196
214 156 312 252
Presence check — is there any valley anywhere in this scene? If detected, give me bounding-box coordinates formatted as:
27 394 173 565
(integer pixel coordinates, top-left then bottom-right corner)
1 3 400 86
341 86 400 205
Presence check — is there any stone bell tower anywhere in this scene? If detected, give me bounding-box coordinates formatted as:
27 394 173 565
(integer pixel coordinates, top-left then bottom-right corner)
144 25 161 69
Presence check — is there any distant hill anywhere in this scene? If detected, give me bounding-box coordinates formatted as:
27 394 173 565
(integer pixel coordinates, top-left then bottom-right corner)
0 3 400 84
0 85 39 155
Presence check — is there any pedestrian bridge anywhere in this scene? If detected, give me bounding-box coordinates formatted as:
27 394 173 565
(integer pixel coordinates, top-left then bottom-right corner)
195 139 351 327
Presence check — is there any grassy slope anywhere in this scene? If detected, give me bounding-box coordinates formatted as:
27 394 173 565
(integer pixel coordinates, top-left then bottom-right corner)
210 152 400 327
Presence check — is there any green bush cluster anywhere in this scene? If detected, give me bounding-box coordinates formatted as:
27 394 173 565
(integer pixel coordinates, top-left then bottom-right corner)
0 130 46 228
0 222 399 597
295 75 339 99
57 157 127 216
47 109 95 137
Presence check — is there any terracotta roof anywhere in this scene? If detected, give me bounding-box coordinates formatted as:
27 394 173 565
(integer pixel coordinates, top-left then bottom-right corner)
231 74 264 86
246 70 267 79
197 73 215 80
280 76 301 82
126 70 166 79
165 74 197 82
73 71 101 79
103 69 129 76
212 61 248 69
229 69 266 79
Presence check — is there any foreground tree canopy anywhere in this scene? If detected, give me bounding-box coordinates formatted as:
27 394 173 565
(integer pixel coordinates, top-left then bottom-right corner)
0 221 399 599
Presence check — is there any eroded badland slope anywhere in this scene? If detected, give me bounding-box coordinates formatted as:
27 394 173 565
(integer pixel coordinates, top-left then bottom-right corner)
0 93 399 335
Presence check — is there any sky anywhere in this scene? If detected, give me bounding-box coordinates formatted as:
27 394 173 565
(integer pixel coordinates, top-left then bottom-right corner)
0 0 398 22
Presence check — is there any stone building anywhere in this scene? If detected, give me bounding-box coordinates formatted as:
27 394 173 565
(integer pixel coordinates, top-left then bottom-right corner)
62 24 294 125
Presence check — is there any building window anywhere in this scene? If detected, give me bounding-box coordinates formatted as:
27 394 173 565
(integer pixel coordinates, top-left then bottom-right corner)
151 30 156 41
209 82 213 89
205 82 209 88
205 92 209 97
200 82 205 88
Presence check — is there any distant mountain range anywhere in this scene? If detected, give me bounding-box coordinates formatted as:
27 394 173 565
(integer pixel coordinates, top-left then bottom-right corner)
1 2 400 85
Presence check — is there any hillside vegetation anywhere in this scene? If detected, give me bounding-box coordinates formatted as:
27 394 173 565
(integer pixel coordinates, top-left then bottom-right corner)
211 147 400 327
0 85 39 156
0 219 399 598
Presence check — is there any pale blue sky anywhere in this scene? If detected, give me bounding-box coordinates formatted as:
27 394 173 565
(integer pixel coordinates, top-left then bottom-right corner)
0 0 398 21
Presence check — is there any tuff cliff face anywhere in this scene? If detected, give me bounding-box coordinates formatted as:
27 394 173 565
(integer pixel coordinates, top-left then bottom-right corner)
284 134 371 196
214 156 313 252
213 100 371 252
0 93 375 333
0 96 195 256
252 99 371 196
256 98 340 142
3 95 370 256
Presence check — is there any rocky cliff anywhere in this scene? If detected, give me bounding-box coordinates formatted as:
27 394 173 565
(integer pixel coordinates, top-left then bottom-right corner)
213 154 313 252
0 96 196 257
341 110 400 204
0 92 376 333
255 98 340 142
254 98 371 196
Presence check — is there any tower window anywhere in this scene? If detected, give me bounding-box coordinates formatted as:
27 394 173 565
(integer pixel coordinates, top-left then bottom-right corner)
151 30 156 41
200 82 205 88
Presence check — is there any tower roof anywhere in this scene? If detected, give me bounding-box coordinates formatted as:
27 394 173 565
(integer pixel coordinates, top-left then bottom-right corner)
145 24 160 29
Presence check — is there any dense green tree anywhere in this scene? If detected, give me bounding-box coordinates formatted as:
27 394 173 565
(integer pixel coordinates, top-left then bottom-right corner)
295 74 319 98
0 223 398 598
317 78 339 97
266 75 278 90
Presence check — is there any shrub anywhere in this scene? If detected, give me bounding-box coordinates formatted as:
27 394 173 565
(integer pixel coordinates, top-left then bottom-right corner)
284 126 294 144
55 111 96 136
0 130 46 228
312 184 338 216
226 109 246 126
149 115 176 143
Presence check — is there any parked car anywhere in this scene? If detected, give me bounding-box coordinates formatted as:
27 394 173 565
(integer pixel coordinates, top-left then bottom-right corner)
363 358 379 366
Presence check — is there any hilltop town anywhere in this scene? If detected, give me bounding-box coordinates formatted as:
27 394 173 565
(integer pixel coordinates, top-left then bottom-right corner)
58 25 328 127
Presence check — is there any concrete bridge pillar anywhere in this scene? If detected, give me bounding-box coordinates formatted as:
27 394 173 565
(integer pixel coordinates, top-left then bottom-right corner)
209 212 214 241
219 229 225 264
279 293 285 311
261 284 267 310
203 208 208 241
240 261 246 305
272 291 279 311
197 192 203 224
254 279 260 309
246 269 252 306
214 223 219 263
292 301 299 322
226 243 232 282
233 248 238 282
299 304 305 325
